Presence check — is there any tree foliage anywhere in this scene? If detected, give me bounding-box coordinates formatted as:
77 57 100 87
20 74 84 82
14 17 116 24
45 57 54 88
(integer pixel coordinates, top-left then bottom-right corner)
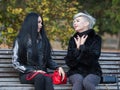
0 0 80 48
78 0 120 35
0 0 120 48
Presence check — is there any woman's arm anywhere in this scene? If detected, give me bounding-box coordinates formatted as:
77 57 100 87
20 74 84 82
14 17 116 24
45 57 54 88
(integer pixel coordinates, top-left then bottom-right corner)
76 35 102 65
65 37 81 68
46 53 59 70
12 40 34 73
47 53 65 80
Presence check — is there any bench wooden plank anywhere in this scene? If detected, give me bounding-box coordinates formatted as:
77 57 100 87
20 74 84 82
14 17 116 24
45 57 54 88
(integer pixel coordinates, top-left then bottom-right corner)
0 83 119 90
0 49 120 90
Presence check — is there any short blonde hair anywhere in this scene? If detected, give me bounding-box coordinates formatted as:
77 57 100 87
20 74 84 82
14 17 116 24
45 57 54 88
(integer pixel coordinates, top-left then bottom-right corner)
73 12 96 29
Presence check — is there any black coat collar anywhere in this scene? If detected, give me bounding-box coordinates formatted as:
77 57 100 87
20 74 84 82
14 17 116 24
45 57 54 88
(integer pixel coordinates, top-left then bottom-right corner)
74 29 95 38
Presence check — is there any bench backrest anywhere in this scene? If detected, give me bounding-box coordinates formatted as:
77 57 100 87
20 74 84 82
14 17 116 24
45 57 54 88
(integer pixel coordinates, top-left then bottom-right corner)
0 49 120 85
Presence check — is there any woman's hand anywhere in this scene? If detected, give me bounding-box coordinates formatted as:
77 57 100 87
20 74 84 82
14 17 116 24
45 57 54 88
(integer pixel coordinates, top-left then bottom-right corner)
74 35 88 49
58 67 65 81
80 35 88 45
74 35 81 49
34 70 46 74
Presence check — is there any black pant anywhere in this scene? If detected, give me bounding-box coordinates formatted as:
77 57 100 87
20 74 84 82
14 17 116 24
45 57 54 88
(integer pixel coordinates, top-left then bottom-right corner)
20 73 54 90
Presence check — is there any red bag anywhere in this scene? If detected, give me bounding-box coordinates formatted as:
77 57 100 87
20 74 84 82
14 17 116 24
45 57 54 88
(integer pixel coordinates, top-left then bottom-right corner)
52 70 67 84
26 72 52 80
26 70 67 85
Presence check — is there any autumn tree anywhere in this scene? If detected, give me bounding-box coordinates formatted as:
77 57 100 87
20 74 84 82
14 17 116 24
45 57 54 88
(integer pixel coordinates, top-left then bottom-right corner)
0 0 120 49
0 0 80 48
78 0 120 48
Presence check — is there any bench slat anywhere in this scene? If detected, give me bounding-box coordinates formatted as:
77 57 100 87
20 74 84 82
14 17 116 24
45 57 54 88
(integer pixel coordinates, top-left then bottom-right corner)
0 49 120 90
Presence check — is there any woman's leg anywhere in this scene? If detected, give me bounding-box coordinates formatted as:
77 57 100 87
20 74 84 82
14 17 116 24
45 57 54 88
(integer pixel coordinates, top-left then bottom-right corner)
45 76 54 90
34 74 45 90
83 74 101 90
69 74 84 90
20 73 45 90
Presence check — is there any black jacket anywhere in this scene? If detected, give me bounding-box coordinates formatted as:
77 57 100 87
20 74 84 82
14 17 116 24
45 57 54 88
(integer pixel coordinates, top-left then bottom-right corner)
12 37 58 75
65 29 102 77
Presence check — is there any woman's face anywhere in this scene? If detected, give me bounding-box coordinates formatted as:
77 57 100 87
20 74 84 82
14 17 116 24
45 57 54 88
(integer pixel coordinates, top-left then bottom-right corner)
73 16 89 32
38 16 42 32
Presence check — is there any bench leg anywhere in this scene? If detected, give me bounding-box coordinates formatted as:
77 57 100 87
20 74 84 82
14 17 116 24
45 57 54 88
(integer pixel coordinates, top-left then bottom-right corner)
116 78 119 90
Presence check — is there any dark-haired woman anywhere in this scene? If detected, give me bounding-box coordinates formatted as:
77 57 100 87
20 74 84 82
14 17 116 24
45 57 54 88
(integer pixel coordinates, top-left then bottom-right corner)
12 12 65 90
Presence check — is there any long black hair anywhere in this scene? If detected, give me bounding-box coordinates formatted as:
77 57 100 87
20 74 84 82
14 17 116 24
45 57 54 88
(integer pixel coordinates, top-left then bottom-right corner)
16 12 51 65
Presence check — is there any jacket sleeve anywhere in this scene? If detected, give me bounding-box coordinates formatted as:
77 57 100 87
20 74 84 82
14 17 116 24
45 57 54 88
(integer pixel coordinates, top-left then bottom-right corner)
65 37 81 68
46 52 59 70
12 40 33 73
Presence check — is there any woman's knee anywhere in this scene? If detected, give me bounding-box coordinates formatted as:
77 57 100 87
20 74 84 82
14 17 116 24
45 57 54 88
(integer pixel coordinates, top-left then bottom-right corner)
83 78 91 87
83 74 100 86
69 74 83 84
83 79 96 90
45 76 52 83
34 74 45 82
83 74 100 89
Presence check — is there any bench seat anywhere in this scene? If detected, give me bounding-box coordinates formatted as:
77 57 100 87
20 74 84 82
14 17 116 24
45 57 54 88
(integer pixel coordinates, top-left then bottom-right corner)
0 49 120 90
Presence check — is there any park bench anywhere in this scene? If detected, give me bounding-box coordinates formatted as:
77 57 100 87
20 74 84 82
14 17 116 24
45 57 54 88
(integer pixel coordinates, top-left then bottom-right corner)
0 49 120 90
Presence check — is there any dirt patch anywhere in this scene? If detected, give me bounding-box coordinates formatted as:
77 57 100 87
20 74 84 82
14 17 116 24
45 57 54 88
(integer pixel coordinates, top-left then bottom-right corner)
0 44 9 49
